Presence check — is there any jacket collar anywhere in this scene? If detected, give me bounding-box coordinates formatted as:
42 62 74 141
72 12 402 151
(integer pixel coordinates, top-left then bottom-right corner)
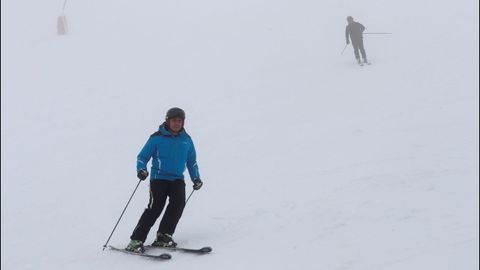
159 122 186 137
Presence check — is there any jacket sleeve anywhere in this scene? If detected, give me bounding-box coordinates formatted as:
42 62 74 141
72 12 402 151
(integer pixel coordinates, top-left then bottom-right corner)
345 25 350 43
360 23 365 33
186 140 200 181
136 137 156 172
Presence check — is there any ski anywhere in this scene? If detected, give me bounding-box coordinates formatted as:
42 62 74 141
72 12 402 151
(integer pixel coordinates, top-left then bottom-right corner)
356 60 371 66
357 61 371 66
109 245 172 260
145 245 213 254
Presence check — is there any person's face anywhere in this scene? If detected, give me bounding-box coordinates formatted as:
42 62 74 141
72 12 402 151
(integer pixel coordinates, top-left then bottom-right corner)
168 118 184 133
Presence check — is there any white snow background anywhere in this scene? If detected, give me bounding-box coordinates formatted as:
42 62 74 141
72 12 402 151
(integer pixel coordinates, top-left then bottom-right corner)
1 0 479 269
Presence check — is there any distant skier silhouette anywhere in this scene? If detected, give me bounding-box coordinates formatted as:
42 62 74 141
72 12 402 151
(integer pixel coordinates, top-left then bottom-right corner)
345 16 369 65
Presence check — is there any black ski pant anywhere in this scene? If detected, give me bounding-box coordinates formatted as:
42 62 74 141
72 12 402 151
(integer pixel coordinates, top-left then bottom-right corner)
130 180 186 242
352 38 367 60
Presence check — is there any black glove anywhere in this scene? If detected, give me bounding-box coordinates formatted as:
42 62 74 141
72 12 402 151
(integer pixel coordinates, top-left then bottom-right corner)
137 169 149 181
193 179 203 190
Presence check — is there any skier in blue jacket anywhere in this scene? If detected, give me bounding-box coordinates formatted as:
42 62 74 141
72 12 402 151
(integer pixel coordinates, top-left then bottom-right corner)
126 107 203 253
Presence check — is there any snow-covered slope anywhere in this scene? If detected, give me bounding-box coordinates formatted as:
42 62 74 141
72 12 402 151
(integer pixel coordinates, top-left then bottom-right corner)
1 0 478 269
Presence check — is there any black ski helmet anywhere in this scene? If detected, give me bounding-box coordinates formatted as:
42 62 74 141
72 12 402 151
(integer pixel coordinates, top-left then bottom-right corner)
166 107 186 121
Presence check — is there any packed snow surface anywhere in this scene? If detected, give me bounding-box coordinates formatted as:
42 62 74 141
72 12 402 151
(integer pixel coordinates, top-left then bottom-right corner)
1 0 478 269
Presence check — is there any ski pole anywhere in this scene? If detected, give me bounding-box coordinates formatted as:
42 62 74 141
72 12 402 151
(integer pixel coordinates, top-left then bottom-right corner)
61 0 68 14
363 32 392 34
185 189 195 207
102 180 143 250
341 44 348 55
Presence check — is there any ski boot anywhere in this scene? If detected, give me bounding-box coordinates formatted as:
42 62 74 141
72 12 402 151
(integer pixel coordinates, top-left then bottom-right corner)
363 58 370 65
357 58 364 66
152 232 177 248
125 239 145 253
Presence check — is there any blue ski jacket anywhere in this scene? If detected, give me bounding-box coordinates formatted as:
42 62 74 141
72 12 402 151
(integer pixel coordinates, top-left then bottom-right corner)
136 123 200 182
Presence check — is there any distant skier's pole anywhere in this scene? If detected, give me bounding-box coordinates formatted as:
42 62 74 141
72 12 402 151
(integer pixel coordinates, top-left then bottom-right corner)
341 44 348 55
363 32 392 34
185 190 195 207
57 0 69 35
62 0 68 14
102 180 143 251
